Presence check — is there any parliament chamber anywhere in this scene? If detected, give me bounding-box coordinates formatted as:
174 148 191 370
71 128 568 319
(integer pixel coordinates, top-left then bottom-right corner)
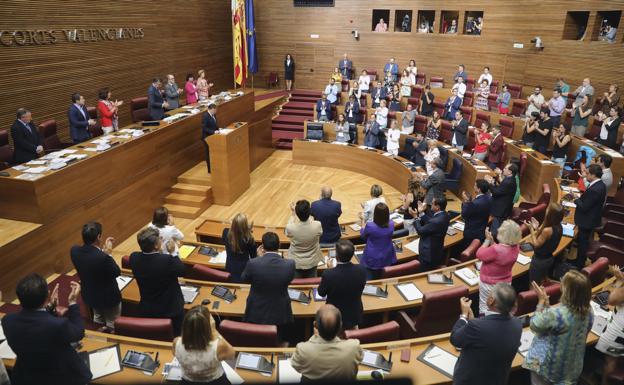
1 1 624 385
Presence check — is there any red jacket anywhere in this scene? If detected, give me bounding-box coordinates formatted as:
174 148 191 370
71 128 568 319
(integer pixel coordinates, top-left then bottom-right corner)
487 133 504 164
97 100 116 127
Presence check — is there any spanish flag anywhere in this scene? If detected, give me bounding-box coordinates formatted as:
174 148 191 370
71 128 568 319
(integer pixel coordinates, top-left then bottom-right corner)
232 0 248 86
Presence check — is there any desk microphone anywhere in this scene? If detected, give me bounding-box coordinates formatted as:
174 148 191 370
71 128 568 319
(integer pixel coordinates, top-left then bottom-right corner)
384 284 388 294
388 352 393 363
270 353 275 366
232 288 237 298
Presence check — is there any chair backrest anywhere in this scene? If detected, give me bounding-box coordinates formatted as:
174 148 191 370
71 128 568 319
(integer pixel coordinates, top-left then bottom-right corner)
499 117 514 138
439 125 453 144
0 129 13 169
290 277 321 285
218 320 280 347
582 257 609 287
459 106 473 123
474 111 490 128
114 316 173 341
365 69 378 81
487 94 499 110
430 77 444 88
190 264 231 282
416 73 426 85
515 283 561 316
344 321 400 344
507 84 522 98
415 286 468 336
433 101 445 117
511 100 527 117
459 239 481 262
447 158 462 180
407 97 419 108
489 80 499 94
537 184 551 205
414 115 428 134
130 97 150 123
462 91 474 107
528 203 548 224
341 80 350 92
465 127 476 153
306 122 324 140
437 145 449 168
410 87 422 99
465 78 475 90
37 119 62 150
268 72 279 83
86 106 103 138
121 255 130 269
381 259 421 279
587 119 602 139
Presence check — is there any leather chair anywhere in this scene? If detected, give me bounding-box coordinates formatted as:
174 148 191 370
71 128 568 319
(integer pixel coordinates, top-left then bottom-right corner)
407 97 420 108
0 130 13 170
444 158 462 194
433 101 445 117
439 126 453 145
489 80 499 94
514 282 562 316
513 184 550 222
499 117 515 138
507 84 523 99
453 239 482 264
344 321 400 344
114 316 173 341
38 120 72 151
430 77 444 88
365 69 378 81
474 111 490 128
341 80 350 92
519 152 528 178
266 72 279 88
416 73 426 85
121 255 130 269
586 118 602 140
511 100 528 117
462 91 474 107
359 94 368 108
218 320 280 347
87 106 103 138
587 233 624 261
410 87 422 100
437 145 449 169
582 257 609 287
381 259 421 279
465 78 475 90
130 97 150 123
414 115 428 134
487 94 499 111
395 286 469 338
290 277 321 285
465 128 476 153
459 106 473 123
190 264 231 282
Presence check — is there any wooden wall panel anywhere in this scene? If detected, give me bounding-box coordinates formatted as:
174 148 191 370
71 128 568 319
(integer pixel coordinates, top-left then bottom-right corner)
0 0 233 142
254 1 624 93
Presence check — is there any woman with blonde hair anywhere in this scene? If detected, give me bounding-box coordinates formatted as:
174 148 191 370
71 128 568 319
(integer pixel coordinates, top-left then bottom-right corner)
222 213 257 282
523 270 593 385
475 220 521 314
174 305 235 385
424 139 440 175
361 184 385 223
196 70 213 101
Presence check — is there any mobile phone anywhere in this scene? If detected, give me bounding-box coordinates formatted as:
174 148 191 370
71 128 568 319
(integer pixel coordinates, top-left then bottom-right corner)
212 301 220 310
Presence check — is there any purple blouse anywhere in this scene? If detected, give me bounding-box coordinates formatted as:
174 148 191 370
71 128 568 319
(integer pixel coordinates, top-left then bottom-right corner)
360 221 397 270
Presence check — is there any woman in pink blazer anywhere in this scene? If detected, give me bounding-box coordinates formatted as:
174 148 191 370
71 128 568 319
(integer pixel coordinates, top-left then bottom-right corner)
185 73 198 105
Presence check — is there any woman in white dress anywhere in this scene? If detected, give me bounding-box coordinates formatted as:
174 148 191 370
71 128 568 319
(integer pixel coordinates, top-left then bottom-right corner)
386 120 401 156
149 206 185 256
597 265 624 385
358 70 370 94
406 59 418 84
376 100 389 129
400 69 412 98
424 139 440 175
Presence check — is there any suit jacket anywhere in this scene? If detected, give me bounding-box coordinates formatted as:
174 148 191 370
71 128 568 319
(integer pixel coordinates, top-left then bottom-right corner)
364 121 382 148
411 139 428 167
316 100 332 120
338 59 353 78
450 314 522 385
10 119 41 164
421 168 446 205
1 305 92 385
444 96 462 120
242 252 295 325
487 134 504 164
574 180 607 229
317 263 366 328
291 335 363 380
414 211 450 266
285 216 323 270
68 104 91 143
370 87 387 107
202 112 218 139
129 251 186 318
461 194 492 242
311 198 342 243
70 244 121 309
489 176 517 218
452 118 469 146
344 101 360 124
148 85 165 120
164 82 181 109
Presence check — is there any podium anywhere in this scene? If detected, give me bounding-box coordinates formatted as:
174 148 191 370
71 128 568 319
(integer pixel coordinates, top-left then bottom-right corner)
206 122 251 205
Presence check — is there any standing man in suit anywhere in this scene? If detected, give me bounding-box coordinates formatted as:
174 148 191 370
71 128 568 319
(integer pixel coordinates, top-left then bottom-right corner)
485 163 518 239
383 57 399 82
201 103 219 172
419 157 446 206
242 232 296 334
11 108 43 164
68 93 96 144
285 200 323 278
451 110 469 151
487 125 504 169
311 186 343 244
573 164 607 269
338 53 353 80
2 274 92 385
413 197 451 271
450 283 522 385
453 64 468 83
316 93 332 122
129 227 186 336
344 94 360 125
70 222 121 331
148 77 168 120
370 81 387 108
444 88 462 120
461 179 492 248
410 132 428 167
164 74 183 110
317 240 366 329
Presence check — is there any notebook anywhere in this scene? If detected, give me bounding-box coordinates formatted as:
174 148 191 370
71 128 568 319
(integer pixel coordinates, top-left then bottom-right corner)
395 283 423 301
278 359 302 383
86 344 122 380
416 344 457 378
178 245 196 259
454 267 480 286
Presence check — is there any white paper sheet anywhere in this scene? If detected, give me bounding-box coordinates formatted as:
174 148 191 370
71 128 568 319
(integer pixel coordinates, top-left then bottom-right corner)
210 251 227 264
116 276 133 291
25 166 48 173
222 361 244 384
518 330 534 353
278 359 302 383
0 340 16 359
349 223 361 231
454 267 479 286
592 315 609 336
421 345 457 377
562 223 575 237
89 345 121 380
0 324 4 340
26 160 46 165
12 165 28 171
180 285 199 304
404 239 420 254
396 283 423 301
516 254 531 265
562 201 576 208
451 221 465 231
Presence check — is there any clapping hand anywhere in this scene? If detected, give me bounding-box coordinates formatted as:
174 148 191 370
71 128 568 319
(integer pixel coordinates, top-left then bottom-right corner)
460 297 474 319
484 174 494 184
49 283 60 308
529 217 540 230
103 237 115 254
609 265 624 281
484 228 494 243
68 281 81 305
531 281 549 307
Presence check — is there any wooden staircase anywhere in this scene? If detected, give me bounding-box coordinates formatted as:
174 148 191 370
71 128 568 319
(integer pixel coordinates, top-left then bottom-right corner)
164 165 214 219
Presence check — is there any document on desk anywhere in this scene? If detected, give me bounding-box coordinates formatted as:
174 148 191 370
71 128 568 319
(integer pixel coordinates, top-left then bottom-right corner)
210 251 227 265
0 340 16 359
404 239 420 254
116 275 133 291
417 344 457 378
451 221 465 232
454 267 480 286
24 166 48 173
562 223 575 237
222 361 244 384
516 254 531 265
518 330 535 356
88 345 122 380
278 359 302 383
178 245 196 259
561 201 576 208
180 285 200 304
395 283 423 302
219 128 234 135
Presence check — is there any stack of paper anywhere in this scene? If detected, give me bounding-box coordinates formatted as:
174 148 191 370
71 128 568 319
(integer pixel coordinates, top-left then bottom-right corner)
0 340 16 359
210 251 227 264
516 254 531 265
222 361 244 384
451 221 465 232
404 239 420 254
454 267 479 286
396 283 423 301
278 359 302 383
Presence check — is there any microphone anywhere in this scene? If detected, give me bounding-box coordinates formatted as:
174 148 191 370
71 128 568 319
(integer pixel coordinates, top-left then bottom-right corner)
384 284 388 294
388 352 392 363
270 353 275 367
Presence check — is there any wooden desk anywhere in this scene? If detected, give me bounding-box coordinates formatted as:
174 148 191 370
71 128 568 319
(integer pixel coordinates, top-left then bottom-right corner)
303 121 365 145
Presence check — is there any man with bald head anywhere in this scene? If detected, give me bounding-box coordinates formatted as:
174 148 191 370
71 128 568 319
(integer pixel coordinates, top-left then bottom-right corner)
311 186 342 245
291 304 363 380
572 78 594 107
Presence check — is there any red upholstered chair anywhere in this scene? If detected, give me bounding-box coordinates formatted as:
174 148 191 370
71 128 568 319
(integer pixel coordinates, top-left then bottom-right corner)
121 255 131 269
439 122 453 144
0 129 13 170
518 184 550 211
290 277 321 285
414 115 428 134
582 257 609 287
86 106 103 138
266 72 279 88
190 264 231 282
459 106 473 124
433 101 445 117
563 113 573 129
489 80 499 94
341 80 350 92
565 95 575 109
586 118 602 140
407 97 419 108
416 73 426 85
344 321 400 344
130 97 150 123
114 316 173 341
37 119 72 151
462 91 474 107
465 128 476 153
449 239 481 265
519 152 528 178
474 111 490 128
381 259 421 279
514 283 561 316
587 233 624 261
395 286 469 338
487 94 499 111
507 84 522 99
218 320 280 347
410 87 422 100
510 100 527 117
499 117 515 138
430 77 444 89
365 69 378 81
359 94 368 107
465 78 475 90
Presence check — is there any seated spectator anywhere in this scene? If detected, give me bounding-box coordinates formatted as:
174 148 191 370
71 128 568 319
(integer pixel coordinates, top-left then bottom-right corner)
534 108 553 154
473 121 492 161
222 213 257 283
460 179 492 248
358 70 370 94
496 84 511 115
285 200 323 278
291 305 363 380
401 103 417 134
567 94 592 137
243 232 296 327
424 139 441 175
316 94 332 122
426 111 441 140
149 206 184 256
374 18 388 32
485 163 518 238
386 120 401 156
526 203 564 285
526 86 545 116
421 85 435 116
311 186 342 244
324 78 339 104
447 19 458 33
522 112 539 148
361 184 386 223
600 84 620 113
318 241 366 329
413 197 451 271
364 113 382 149
522 271 593 385
476 221 521 314
130 227 186 335
474 79 490 111
174 305 235 385
335 113 350 143
596 107 622 150
477 66 493 87
330 67 342 83
345 94 360 124
450 283 522 385
70 222 121 331
2 275 91 385
359 202 396 279
410 132 428 167
418 157 446 206
486 125 504 169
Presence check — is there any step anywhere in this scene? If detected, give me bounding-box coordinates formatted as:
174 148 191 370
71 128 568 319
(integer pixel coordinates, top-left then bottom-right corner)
283 101 316 110
271 123 306 131
171 183 212 197
273 114 307 124
178 175 211 186
290 96 319 103
165 192 211 207
164 204 204 219
280 109 314 117
291 89 322 97
275 139 294 149
272 130 305 140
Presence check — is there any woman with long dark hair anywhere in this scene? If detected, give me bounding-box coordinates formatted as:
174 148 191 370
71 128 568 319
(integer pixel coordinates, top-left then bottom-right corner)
526 203 564 284
359 202 396 280
284 54 295 91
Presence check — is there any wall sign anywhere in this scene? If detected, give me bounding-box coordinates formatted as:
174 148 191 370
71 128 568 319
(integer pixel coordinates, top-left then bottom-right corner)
0 28 145 46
